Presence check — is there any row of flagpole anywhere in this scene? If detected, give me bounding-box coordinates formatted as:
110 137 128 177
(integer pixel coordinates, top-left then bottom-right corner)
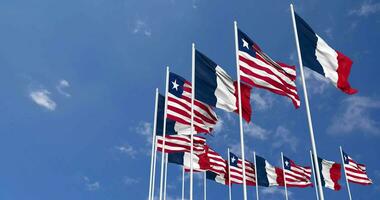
147 4 341 200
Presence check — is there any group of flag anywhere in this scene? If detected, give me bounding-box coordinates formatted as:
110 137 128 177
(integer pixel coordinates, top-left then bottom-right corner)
148 4 372 200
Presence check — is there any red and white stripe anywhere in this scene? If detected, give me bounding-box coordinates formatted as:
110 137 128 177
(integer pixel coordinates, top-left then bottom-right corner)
167 81 218 134
156 135 206 154
238 44 300 108
229 158 256 186
206 147 227 176
284 161 312 187
344 156 373 185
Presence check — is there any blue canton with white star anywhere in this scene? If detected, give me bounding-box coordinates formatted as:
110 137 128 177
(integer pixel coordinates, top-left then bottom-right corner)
229 152 239 167
342 151 349 164
283 156 292 170
168 72 186 98
238 29 256 58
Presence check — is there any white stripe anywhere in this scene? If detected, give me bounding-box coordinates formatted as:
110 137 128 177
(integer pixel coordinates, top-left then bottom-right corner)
215 65 237 112
315 34 339 87
265 160 279 186
321 159 337 190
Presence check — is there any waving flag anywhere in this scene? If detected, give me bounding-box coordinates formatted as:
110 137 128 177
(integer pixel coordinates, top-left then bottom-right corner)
294 13 357 94
229 152 256 185
255 155 284 187
168 152 210 171
195 50 252 122
206 171 228 185
283 155 312 187
156 135 206 154
342 151 373 185
237 29 300 108
317 157 342 190
167 72 218 134
205 146 227 176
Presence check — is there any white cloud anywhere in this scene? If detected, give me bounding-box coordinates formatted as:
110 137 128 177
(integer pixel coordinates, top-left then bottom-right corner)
261 187 292 198
115 144 137 158
132 19 152 37
328 96 380 135
244 123 270 140
324 28 333 39
29 89 57 111
213 118 224 135
136 121 153 144
301 67 330 94
272 126 298 152
56 79 71 97
83 176 100 191
123 176 139 185
251 92 274 111
349 1 380 16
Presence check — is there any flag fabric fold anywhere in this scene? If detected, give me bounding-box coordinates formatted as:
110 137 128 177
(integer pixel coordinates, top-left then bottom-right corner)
156 135 206 154
168 151 210 171
229 152 256 185
167 72 218 134
283 155 313 187
342 151 373 185
195 50 252 122
237 29 300 108
294 12 357 94
255 155 284 187
317 157 342 190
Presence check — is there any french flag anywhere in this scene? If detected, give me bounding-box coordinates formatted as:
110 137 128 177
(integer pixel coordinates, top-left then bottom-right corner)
195 50 252 122
168 152 210 171
295 12 357 94
255 155 284 187
317 157 342 191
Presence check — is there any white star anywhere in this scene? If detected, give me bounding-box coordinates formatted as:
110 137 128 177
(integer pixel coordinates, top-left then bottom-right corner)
285 160 289 167
231 156 236 163
172 80 179 91
242 39 249 49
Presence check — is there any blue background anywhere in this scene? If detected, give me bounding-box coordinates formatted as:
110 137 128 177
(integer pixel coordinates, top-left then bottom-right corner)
0 0 379 199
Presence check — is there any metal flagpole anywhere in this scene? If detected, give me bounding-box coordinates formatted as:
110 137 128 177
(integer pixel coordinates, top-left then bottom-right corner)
182 166 185 200
148 89 159 200
340 146 353 200
281 152 289 200
159 67 170 200
310 150 320 200
164 154 168 200
228 148 232 200
204 171 207 200
290 4 325 200
233 20 248 200
190 43 196 200
253 151 259 200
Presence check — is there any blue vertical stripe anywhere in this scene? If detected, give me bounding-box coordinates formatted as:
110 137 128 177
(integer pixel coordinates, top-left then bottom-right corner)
168 152 185 166
295 12 325 76
194 50 218 107
156 94 176 136
256 155 270 187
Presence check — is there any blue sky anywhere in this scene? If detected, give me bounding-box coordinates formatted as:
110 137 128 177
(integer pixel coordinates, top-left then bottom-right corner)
0 0 380 199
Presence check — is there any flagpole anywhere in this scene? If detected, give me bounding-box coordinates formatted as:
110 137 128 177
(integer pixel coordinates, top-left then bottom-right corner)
340 146 353 200
228 148 232 200
310 150 320 200
164 154 168 200
159 66 170 200
290 4 325 200
253 151 259 200
234 20 248 200
148 88 159 200
182 166 185 200
204 171 207 200
281 152 289 200
190 42 195 200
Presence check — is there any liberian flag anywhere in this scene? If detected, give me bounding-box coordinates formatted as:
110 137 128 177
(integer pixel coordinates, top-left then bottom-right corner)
195 50 252 122
255 155 284 187
294 12 357 94
229 152 256 186
168 151 210 171
167 72 218 134
342 150 373 185
156 94 182 136
283 155 313 187
317 157 342 190
156 134 206 154
237 29 300 108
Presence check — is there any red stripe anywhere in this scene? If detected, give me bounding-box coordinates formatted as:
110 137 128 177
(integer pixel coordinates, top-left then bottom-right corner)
336 51 357 94
330 163 342 190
